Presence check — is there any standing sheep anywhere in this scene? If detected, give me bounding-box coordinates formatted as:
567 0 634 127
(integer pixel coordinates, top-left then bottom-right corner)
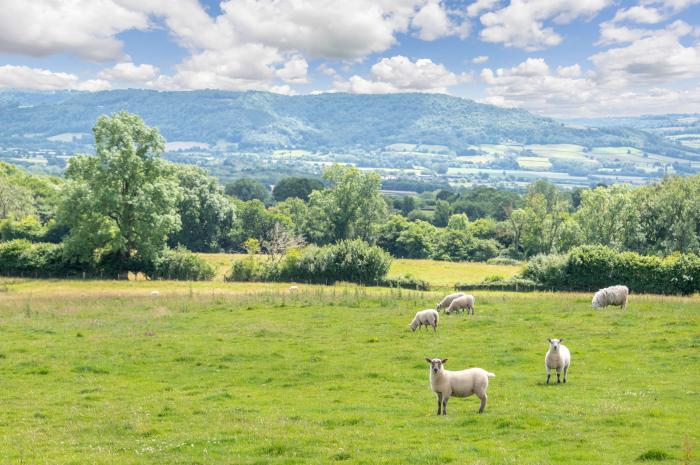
425 357 495 415
436 292 465 312
545 338 571 384
409 309 439 332
592 285 629 310
445 294 475 315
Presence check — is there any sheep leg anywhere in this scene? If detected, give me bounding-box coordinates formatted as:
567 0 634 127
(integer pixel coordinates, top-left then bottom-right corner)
436 392 443 415
442 397 448 416
478 394 487 413
563 366 568 383
546 367 551 384
556 369 561 384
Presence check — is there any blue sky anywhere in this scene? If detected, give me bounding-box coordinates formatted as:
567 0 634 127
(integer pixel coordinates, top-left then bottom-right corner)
0 0 698 117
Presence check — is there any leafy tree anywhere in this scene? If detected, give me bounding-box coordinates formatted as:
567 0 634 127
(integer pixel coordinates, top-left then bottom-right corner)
451 186 521 220
272 177 323 201
0 178 34 219
377 214 411 257
400 195 417 215
271 197 308 236
306 164 387 244
169 165 235 252
59 112 181 273
447 213 469 231
433 200 451 227
225 178 270 202
396 220 437 258
574 185 636 250
228 199 292 249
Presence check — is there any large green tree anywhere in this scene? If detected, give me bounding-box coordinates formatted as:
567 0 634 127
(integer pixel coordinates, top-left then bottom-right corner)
169 165 235 252
305 165 388 244
59 112 180 272
225 178 270 202
272 177 323 201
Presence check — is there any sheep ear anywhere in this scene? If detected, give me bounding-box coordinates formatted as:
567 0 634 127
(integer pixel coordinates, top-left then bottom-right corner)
425 358 432 363
559 338 565 343
441 358 448 364
547 338 552 343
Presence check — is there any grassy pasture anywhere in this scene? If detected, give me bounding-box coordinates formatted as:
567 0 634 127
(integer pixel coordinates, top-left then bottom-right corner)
0 278 697 464
197 254 522 287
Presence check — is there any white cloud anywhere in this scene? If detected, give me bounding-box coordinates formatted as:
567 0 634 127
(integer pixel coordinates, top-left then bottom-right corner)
411 1 469 40
0 0 151 61
98 62 160 83
275 56 309 84
335 55 466 94
479 0 612 50
480 54 700 117
612 6 666 23
0 65 111 91
591 20 700 85
472 55 489 64
467 0 501 17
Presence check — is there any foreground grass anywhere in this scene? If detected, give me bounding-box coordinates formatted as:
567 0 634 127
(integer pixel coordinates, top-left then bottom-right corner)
0 279 697 464
197 253 522 287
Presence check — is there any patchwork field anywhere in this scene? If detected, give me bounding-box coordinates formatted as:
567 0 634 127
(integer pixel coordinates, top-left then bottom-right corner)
0 278 697 464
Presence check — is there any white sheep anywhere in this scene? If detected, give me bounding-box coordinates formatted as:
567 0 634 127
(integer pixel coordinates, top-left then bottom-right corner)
445 294 475 315
436 292 465 312
545 338 571 384
592 285 629 310
150 291 160 297
409 309 439 332
425 358 495 415
288 285 299 292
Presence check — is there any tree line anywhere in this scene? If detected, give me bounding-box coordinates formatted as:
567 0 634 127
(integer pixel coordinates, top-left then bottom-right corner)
1 112 699 279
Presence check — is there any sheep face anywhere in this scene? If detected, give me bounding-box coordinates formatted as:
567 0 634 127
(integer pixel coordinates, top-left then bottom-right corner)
425 357 448 374
548 338 564 351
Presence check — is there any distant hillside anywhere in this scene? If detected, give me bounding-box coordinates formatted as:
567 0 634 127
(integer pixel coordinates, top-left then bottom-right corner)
0 89 693 156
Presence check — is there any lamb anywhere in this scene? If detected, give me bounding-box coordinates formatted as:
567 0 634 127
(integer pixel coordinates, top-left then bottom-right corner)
425 358 495 415
545 338 571 384
150 291 160 298
592 285 629 310
436 292 465 312
409 309 439 332
445 294 475 315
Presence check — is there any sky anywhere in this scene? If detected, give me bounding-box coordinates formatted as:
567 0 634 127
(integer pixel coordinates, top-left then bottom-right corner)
0 0 699 117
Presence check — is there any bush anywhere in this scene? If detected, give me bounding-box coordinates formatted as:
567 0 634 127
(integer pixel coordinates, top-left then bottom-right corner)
149 247 215 281
380 274 430 291
455 277 541 292
486 257 521 266
0 240 79 276
521 245 700 295
225 239 392 285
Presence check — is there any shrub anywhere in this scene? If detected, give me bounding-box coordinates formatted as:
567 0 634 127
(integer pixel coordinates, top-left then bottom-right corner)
455 277 541 292
149 247 215 281
380 274 430 291
0 240 79 276
521 245 700 295
486 257 521 266
225 239 392 285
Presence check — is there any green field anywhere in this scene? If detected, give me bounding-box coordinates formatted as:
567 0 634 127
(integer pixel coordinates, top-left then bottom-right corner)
197 254 522 287
0 278 697 464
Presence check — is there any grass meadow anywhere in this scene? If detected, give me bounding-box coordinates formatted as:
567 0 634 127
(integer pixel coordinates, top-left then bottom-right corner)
197 254 522 287
0 277 698 464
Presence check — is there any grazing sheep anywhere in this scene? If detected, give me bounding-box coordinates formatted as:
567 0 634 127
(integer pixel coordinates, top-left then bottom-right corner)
436 292 465 312
545 338 571 384
445 294 475 315
150 291 160 298
425 358 495 415
288 285 299 292
592 285 629 310
409 309 439 332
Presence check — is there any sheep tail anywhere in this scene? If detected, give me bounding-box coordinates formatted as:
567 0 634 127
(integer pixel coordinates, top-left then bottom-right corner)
487 372 496 378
